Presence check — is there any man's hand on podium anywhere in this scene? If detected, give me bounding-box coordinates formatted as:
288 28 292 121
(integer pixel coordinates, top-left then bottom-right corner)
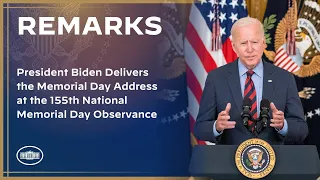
215 103 236 132
270 102 284 130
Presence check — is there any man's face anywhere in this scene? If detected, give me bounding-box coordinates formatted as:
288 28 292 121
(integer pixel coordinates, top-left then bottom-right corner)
232 23 267 69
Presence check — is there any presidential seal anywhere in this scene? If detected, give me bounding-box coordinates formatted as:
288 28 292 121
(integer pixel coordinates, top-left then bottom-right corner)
235 138 276 179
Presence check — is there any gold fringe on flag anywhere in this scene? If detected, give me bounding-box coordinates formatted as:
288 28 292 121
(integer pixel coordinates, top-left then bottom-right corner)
286 0 296 55
212 1 222 51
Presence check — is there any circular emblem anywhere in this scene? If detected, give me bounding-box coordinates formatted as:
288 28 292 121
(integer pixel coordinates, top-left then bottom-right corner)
235 138 276 179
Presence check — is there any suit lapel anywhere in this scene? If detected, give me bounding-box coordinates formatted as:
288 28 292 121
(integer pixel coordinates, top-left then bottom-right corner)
227 59 243 114
262 60 275 101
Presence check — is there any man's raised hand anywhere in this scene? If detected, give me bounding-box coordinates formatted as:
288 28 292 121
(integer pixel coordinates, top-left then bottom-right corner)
215 103 236 132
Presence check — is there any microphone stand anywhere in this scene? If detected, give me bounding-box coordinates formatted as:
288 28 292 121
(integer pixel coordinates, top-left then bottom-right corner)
244 116 267 138
252 118 267 137
248 119 258 138
253 119 258 138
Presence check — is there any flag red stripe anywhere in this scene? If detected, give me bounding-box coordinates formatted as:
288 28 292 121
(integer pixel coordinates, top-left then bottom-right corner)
292 66 300 72
288 65 296 72
275 49 286 65
222 38 237 63
277 57 289 68
283 60 294 70
186 65 203 103
186 22 217 72
278 56 290 68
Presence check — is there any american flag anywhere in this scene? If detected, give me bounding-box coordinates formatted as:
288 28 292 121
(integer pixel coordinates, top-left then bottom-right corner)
184 0 248 145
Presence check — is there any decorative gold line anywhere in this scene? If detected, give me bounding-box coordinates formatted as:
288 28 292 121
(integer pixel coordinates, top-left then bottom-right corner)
3 7 69 8
1 177 191 180
8 172 153 173
7 3 10 176
0 2 4 178
190 133 198 147
3 0 194 3
2 6 167 8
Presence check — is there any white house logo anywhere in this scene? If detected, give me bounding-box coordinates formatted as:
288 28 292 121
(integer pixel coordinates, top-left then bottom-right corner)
16 146 44 165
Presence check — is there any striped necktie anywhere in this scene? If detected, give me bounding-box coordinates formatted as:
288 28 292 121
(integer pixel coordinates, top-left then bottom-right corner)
244 70 257 130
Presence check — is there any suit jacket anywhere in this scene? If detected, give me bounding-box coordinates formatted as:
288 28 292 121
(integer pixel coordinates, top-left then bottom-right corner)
194 59 308 145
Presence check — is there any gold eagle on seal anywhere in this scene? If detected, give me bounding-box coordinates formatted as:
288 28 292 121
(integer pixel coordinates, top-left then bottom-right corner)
264 0 320 78
247 148 266 170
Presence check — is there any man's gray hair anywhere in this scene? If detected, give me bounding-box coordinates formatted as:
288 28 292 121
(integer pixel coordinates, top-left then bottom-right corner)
230 17 265 40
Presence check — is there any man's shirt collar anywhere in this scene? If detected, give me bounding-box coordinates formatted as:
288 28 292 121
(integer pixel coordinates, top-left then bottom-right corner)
238 59 263 77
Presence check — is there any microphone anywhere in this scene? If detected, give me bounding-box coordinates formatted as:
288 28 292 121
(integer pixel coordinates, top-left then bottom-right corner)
260 99 270 128
241 97 252 126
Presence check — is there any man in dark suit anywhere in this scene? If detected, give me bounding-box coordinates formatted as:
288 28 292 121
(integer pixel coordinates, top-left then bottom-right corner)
194 17 308 145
